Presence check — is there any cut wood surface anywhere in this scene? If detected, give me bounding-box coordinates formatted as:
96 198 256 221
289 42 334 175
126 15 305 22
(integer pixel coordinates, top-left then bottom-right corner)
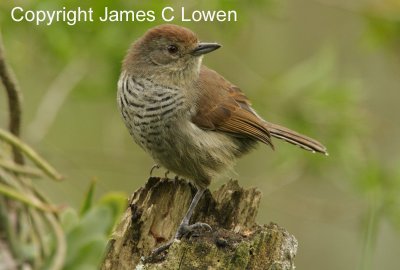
101 177 298 270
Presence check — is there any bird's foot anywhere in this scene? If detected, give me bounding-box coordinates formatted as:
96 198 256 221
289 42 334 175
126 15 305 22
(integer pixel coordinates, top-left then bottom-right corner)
149 164 160 176
146 222 212 261
164 170 170 179
147 240 173 260
175 222 212 239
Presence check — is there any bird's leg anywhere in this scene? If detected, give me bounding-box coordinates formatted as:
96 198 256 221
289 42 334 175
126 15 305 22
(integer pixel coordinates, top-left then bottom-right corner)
149 164 160 176
150 187 211 256
174 187 211 239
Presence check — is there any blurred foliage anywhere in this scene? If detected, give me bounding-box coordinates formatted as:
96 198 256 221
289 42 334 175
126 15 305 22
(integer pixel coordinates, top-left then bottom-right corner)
0 0 277 100
0 131 126 269
1 0 400 269
60 186 126 270
363 0 400 51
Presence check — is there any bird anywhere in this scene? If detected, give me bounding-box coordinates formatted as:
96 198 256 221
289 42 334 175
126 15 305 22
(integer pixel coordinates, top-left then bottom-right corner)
117 24 327 252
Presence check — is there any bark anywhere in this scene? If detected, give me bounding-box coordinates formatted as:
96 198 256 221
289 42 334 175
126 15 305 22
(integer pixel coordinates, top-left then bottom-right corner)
101 177 298 270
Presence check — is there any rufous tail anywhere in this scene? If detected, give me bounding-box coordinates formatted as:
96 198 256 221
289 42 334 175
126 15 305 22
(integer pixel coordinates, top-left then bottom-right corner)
265 122 328 155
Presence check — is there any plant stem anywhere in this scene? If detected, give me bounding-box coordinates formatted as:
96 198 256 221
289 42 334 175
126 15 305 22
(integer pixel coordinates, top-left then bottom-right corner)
0 129 63 181
359 192 380 270
0 30 24 164
0 183 58 212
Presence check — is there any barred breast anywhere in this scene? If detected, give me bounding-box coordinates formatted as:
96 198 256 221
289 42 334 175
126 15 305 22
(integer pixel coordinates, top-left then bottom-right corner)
117 72 241 188
117 71 188 154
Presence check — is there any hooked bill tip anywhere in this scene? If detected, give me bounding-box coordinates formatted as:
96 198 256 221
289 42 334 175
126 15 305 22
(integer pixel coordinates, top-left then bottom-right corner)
191 42 221 56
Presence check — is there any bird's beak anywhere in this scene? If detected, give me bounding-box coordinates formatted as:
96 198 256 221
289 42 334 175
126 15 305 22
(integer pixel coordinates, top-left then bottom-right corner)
191 43 221 56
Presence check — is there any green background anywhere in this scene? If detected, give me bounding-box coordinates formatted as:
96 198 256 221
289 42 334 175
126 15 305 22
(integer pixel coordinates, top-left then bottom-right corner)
1 0 400 269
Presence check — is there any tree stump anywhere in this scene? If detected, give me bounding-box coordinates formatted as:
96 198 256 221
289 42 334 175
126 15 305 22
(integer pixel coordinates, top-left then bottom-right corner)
101 177 298 270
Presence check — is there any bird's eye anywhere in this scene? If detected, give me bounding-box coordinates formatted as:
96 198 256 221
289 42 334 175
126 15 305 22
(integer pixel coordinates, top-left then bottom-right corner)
167 45 178 54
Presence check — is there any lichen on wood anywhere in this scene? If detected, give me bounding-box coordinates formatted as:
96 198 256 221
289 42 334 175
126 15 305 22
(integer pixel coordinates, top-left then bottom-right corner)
101 177 298 270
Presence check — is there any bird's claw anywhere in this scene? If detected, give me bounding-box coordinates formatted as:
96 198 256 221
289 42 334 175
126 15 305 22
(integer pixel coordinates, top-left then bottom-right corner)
149 164 160 176
143 240 173 263
145 222 212 262
176 222 212 239
151 241 173 256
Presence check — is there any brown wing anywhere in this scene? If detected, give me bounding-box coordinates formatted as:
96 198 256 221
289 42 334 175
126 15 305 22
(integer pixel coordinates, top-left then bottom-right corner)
192 66 273 149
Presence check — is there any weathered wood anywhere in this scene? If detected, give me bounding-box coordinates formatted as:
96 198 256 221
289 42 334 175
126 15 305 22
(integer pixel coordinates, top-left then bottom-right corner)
101 177 298 270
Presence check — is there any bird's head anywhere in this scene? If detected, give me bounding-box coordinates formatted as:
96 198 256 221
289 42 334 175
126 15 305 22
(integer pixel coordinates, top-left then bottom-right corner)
124 24 221 80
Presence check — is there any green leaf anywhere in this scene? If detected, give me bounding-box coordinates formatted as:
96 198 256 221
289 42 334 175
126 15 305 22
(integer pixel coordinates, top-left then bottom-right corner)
98 192 127 229
80 179 97 216
61 207 80 233
64 205 112 267
64 238 107 270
